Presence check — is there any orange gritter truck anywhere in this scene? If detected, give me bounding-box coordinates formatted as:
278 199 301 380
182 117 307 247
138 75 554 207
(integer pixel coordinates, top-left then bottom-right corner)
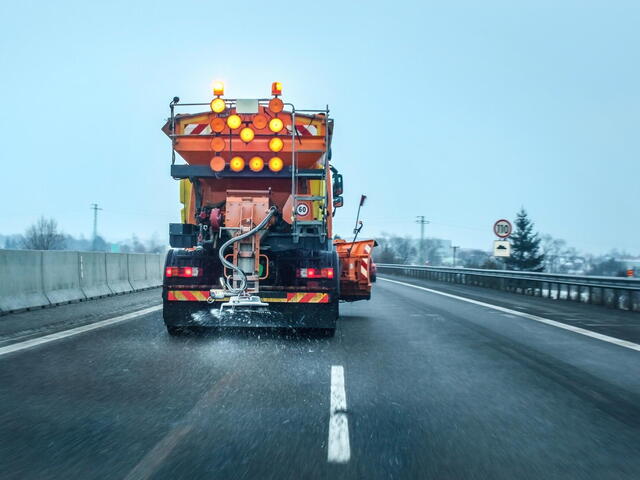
161 82 375 336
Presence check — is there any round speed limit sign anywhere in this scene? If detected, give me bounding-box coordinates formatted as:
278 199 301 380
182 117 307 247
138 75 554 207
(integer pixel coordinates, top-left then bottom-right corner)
493 219 512 238
295 203 309 216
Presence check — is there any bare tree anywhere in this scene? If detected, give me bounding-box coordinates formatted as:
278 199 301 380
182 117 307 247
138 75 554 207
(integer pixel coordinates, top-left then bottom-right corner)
22 217 66 250
541 234 567 273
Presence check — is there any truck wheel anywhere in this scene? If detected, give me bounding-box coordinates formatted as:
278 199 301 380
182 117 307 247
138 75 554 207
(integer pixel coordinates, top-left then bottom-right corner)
319 328 335 338
166 326 183 336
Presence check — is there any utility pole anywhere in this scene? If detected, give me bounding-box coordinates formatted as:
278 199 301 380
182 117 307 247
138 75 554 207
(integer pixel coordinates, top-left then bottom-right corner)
452 246 460 267
91 203 102 250
416 216 430 264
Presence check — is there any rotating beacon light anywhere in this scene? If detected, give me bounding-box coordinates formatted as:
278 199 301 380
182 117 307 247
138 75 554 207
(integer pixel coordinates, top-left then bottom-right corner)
212 81 225 96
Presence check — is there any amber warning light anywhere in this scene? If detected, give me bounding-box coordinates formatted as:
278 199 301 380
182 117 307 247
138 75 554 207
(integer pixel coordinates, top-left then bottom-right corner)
212 81 224 96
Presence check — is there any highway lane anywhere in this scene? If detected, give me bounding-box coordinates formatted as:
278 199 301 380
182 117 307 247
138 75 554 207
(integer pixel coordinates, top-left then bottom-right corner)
1 279 639 479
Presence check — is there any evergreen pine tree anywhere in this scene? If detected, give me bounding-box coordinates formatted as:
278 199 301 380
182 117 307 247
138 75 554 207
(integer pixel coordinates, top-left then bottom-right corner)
505 208 545 271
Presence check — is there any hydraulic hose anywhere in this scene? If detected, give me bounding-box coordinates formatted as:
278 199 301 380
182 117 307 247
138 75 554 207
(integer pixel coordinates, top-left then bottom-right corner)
218 206 277 295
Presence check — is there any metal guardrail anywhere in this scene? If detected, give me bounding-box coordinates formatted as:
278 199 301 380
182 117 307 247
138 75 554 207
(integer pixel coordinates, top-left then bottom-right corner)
376 264 640 312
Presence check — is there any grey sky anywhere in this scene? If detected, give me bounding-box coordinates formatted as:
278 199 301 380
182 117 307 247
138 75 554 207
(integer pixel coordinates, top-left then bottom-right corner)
1 1 638 253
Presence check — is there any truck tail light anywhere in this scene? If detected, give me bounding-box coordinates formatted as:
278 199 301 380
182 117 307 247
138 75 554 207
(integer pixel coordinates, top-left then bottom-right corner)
165 267 201 278
297 268 334 279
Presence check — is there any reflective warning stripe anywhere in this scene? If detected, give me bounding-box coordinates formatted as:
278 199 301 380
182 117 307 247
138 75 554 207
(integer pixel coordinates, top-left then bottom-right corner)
183 124 211 135
286 292 329 303
167 291 329 303
360 258 369 279
167 290 209 301
286 124 318 136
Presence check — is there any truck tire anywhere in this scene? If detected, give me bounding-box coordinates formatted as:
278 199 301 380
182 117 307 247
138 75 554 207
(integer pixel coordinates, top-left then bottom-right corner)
166 326 183 336
319 328 335 338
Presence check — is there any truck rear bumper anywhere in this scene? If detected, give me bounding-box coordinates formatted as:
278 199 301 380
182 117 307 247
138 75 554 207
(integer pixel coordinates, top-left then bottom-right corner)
163 290 338 329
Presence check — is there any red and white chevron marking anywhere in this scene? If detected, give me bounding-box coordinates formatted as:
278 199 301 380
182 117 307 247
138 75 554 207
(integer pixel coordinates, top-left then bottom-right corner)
184 124 211 135
287 124 318 136
360 257 369 280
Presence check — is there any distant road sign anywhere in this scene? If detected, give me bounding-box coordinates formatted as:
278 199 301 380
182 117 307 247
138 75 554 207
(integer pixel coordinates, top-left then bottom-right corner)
493 219 512 238
493 240 511 257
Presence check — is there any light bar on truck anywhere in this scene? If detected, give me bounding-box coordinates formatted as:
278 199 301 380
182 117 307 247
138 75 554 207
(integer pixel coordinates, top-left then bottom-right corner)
210 117 225 133
211 137 225 152
268 156 283 172
268 117 283 133
296 268 334 279
227 114 242 130
210 156 225 172
249 156 264 172
165 266 201 278
210 97 226 113
240 127 255 143
269 137 284 152
253 114 268 130
268 97 284 113
230 156 245 172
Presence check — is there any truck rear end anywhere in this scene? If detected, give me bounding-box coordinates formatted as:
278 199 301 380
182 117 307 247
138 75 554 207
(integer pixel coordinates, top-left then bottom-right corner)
161 82 372 335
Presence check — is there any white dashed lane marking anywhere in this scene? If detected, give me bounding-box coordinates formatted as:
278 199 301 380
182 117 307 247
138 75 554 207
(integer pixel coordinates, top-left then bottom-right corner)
327 365 351 463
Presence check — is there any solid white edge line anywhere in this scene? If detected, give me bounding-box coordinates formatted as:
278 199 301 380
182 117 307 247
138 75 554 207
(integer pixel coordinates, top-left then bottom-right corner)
0 304 162 357
328 365 351 463
379 277 640 352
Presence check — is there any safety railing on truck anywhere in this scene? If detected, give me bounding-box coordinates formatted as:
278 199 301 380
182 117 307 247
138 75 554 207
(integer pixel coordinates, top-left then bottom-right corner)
376 264 640 312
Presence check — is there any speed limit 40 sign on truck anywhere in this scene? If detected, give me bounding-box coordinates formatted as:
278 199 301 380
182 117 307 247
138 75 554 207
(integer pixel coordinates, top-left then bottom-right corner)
493 219 512 238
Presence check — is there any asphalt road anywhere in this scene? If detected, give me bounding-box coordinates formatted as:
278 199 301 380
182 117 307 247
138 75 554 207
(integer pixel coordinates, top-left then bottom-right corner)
1 277 639 479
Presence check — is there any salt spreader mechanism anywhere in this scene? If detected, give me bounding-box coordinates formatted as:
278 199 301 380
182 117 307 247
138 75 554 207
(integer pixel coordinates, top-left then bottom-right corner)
161 82 376 335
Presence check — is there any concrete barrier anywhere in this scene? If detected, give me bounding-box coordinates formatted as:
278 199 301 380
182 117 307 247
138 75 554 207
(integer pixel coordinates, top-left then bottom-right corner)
79 252 113 298
145 254 162 287
0 250 49 312
42 251 86 305
128 253 149 290
106 253 133 294
0 250 163 314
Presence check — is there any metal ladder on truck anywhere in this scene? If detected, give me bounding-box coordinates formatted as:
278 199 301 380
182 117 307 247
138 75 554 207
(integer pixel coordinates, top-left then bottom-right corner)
290 106 332 243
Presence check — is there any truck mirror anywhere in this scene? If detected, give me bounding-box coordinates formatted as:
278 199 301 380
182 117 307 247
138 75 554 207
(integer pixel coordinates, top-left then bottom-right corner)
333 196 344 208
333 173 344 196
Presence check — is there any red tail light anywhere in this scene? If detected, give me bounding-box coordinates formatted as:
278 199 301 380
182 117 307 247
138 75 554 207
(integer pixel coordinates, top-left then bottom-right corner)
165 266 201 278
297 267 334 279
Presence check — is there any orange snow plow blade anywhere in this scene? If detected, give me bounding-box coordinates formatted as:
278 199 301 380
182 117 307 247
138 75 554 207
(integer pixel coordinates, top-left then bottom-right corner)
334 239 377 301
